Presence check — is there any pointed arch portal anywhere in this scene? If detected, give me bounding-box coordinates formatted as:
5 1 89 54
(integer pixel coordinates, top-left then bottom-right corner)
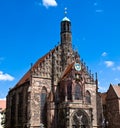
71 109 90 128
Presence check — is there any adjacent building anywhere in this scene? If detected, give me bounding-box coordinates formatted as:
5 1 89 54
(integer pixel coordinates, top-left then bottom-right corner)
6 15 103 128
101 84 120 128
0 100 6 128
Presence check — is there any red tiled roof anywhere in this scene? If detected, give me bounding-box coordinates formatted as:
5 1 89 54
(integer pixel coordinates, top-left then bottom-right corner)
0 100 6 111
13 49 55 89
112 85 120 98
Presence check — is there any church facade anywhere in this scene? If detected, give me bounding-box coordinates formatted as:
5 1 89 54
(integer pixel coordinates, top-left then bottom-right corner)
6 16 103 128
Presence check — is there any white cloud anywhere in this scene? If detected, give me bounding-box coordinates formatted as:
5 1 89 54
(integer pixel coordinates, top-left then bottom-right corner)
0 71 14 81
98 85 108 92
112 66 120 71
101 52 107 57
0 98 6 100
114 78 120 82
104 61 114 67
42 0 57 8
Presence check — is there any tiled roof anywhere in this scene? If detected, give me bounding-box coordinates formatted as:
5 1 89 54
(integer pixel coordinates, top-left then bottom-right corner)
61 62 74 80
112 85 120 98
13 49 55 89
0 100 6 111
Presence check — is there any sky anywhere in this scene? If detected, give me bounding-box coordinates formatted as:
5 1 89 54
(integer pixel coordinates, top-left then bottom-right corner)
0 0 120 99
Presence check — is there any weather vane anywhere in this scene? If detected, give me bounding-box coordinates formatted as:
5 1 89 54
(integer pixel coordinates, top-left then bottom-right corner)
64 7 67 17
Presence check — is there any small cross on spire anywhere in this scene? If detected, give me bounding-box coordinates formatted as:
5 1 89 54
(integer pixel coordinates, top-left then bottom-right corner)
64 7 67 17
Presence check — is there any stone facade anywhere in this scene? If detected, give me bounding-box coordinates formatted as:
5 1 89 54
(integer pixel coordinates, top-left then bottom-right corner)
6 16 103 128
101 84 120 128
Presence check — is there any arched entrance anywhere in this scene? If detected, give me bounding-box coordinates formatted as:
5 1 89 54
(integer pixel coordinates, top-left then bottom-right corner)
71 109 90 128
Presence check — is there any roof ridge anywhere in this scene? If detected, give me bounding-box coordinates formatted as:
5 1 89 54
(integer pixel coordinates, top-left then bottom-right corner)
61 62 75 80
11 46 57 90
112 85 120 98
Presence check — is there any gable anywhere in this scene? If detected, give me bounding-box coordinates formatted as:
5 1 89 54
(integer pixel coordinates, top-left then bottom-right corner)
11 48 55 91
112 85 120 98
61 61 96 86
106 85 119 100
61 62 75 80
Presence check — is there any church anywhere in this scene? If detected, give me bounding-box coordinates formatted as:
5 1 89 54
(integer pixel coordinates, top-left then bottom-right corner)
6 14 103 128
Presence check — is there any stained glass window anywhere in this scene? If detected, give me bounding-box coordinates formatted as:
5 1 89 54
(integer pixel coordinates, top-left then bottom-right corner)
18 92 23 124
75 84 82 100
40 87 47 126
67 83 72 100
85 91 91 104
41 88 47 109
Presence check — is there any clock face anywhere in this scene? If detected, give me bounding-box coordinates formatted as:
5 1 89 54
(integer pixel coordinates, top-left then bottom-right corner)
74 63 81 71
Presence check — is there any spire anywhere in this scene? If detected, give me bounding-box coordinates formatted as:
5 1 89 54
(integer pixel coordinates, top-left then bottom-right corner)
61 8 71 34
60 8 72 70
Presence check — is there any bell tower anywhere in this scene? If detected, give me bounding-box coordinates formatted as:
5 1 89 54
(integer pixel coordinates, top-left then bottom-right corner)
60 8 72 70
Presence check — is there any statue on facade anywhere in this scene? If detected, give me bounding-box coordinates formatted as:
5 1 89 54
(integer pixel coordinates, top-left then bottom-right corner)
75 114 83 128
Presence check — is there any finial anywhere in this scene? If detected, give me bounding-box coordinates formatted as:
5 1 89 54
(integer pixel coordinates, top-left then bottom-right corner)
64 7 67 16
62 8 70 21
95 72 98 79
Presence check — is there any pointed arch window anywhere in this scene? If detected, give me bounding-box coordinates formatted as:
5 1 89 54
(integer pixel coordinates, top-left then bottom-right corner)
85 90 91 104
75 84 82 100
40 87 47 125
41 87 47 110
67 83 72 100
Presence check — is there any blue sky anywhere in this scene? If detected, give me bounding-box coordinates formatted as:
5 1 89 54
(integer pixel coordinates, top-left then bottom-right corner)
0 0 120 99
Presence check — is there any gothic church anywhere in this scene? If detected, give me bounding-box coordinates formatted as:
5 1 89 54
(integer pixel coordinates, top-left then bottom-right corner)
6 15 103 128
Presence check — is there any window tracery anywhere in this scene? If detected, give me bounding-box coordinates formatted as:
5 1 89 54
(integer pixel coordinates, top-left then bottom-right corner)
75 84 82 100
85 90 91 104
40 87 47 126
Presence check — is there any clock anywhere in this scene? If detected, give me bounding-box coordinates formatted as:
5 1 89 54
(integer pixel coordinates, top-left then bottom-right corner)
74 63 81 71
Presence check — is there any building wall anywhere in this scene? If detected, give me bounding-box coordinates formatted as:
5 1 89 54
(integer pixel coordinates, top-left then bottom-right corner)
106 98 120 128
6 63 102 127
0 113 3 128
0 100 6 128
101 85 120 128
29 77 51 127
56 66 101 128
97 93 103 127
6 82 29 128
